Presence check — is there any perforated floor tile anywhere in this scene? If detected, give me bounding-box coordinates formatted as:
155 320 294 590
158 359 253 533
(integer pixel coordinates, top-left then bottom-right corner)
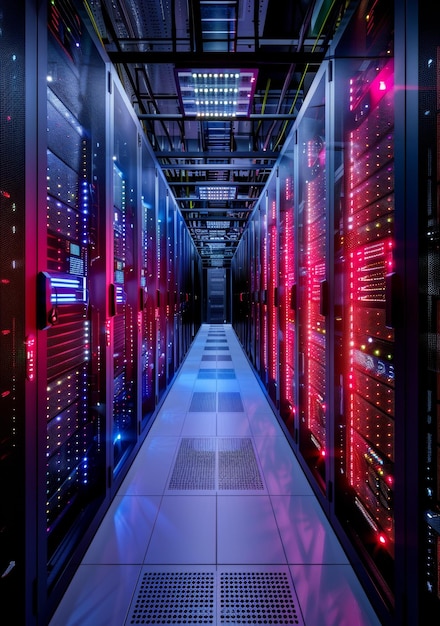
201 355 217 361
168 438 216 490
126 571 215 625
197 369 235 379
197 369 217 379
126 569 302 626
217 355 232 361
168 438 264 492
204 346 229 350
218 438 264 490
219 571 302 625
217 369 235 379
189 392 217 412
218 392 244 412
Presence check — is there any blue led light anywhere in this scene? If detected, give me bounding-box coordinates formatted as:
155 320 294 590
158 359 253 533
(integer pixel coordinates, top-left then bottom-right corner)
49 274 87 304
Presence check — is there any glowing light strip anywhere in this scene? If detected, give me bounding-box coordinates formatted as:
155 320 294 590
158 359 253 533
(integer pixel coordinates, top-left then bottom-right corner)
270 200 277 382
49 274 87 304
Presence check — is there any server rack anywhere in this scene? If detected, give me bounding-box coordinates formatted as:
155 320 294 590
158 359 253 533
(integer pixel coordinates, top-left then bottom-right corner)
231 235 244 342
155 176 168 401
278 145 296 436
416 2 440 619
140 144 157 427
232 1 438 622
259 195 269 384
251 218 261 370
0 3 35 623
43 0 109 608
110 83 139 476
267 175 280 406
330 1 396 617
296 66 329 497
0 2 202 623
166 194 177 381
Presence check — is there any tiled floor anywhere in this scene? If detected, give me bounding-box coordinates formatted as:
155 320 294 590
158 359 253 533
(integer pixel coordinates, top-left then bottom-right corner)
49 324 382 626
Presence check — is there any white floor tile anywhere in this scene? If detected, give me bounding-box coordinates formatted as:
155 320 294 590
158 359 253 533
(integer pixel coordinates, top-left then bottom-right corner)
82 495 161 564
290 563 382 626
271 495 349 564
253 436 314 495
148 409 185 436
181 412 217 436
217 495 286 564
48 564 141 626
118 436 179 495
144 495 216 564
217 412 251 436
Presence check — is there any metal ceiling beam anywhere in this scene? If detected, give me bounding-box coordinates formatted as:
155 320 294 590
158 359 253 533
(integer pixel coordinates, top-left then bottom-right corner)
175 196 256 201
139 113 296 120
156 151 278 159
107 50 325 66
168 180 266 186
162 163 272 170
180 206 257 210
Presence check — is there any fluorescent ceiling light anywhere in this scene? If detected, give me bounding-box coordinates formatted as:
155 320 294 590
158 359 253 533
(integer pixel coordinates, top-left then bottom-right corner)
198 186 237 200
176 69 258 117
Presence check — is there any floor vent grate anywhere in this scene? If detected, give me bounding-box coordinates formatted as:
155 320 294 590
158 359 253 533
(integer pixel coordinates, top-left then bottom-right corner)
168 438 216 489
218 391 244 412
198 369 235 379
197 369 217 379
168 438 263 491
189 392 217 412
217 369 235 379
219 571 301 625
127 571 215 624
218 438 264 490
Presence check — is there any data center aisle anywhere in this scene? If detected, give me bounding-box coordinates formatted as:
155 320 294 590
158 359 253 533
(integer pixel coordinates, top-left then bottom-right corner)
49 324 381 626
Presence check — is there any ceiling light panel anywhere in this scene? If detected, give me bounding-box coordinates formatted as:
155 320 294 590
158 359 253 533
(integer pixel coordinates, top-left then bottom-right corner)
198 185 237 200
176 70 258 117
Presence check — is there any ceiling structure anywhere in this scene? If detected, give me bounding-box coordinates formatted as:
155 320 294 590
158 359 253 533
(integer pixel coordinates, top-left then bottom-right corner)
84 0 350 267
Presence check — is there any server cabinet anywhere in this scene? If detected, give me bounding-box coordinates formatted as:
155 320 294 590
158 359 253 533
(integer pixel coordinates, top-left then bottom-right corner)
234 225 251 349
166 199 175 380
43 0 108 610
174 210 183 370
330 2 396 620
296 68 329 495
250 219 261 369
155 176 168 400
417 2 440 619
259 197 269 384
0 3 36 622
278 146 296 436
110 83 139 475
179 217 198 355
267 176 280 406
140 143 156 426
177 210 195 363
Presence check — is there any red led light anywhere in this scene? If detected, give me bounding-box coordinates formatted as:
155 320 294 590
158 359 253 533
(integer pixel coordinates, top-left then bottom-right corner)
105 319 111 346
25 335 36 381
378 533 387 545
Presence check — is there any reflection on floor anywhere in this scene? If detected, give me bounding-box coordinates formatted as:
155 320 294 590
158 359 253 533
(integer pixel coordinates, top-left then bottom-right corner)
49 324 381 626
